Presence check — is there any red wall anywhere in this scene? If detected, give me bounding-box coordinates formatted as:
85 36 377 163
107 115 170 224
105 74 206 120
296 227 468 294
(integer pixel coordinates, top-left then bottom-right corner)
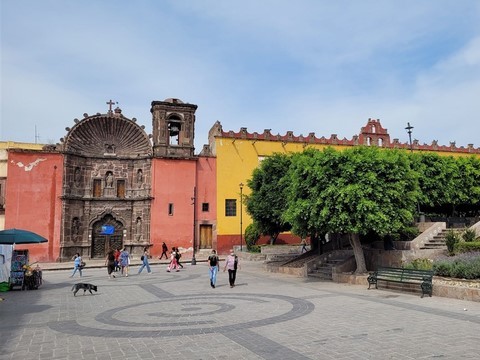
195 157 216 223
150 158 197 257
217 233 302 254
5 151 63 262
4 152 218 262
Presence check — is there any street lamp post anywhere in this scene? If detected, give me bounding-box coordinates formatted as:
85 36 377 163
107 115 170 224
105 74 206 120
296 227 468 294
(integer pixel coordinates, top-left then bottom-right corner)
405 122 414 153
239 182 244 252
191 187 197 265
405 122 422 221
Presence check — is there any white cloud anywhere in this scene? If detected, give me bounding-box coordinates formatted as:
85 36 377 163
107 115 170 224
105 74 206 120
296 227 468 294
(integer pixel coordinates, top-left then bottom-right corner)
1 0 480 150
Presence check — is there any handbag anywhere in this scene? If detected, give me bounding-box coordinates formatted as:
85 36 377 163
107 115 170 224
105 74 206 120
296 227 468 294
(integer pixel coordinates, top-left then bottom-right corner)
80 261 86 268
141 255 145 261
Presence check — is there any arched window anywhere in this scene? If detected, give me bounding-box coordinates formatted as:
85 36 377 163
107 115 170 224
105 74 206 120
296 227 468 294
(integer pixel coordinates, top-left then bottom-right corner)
366 137 371 146
168 115 182 146
378 138 383 146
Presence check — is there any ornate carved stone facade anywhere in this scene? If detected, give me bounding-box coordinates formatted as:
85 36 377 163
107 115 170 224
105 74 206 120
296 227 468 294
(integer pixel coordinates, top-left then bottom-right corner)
58 107 153 259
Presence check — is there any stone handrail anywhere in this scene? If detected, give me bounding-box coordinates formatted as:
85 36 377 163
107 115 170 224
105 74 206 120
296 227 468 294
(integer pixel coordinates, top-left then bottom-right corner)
469 221 480 237
408 222 446 250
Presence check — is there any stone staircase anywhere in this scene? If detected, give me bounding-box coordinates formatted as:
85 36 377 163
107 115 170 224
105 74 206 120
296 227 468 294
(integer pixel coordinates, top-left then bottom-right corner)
308 258 346 280
308 255 352 281
420 228 465 250
272 249 355 280
280 252 319 268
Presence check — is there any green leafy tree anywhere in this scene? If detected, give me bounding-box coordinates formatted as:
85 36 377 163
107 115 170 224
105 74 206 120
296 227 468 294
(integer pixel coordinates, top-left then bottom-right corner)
285 147 418 273
410 153 480 217
455 156 480 215
283 148 339 250
244 222 261 252
245 153 292 244
410 153 459 216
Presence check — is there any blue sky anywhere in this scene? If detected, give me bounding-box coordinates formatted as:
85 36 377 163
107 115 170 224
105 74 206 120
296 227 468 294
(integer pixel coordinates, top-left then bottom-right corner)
1 1 480 151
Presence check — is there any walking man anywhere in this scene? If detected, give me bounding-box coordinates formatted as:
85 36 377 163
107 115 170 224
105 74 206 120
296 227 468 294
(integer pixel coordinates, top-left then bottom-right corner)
208 250 220 288
301 238 308 253
159 242 168 260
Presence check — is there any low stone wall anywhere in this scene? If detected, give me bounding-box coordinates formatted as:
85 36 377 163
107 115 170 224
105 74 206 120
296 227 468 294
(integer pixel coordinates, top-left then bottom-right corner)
260 245 303 255
433 277 480 302
265 259 480 301
237 252 266 261
333 272 480 302
264 263 306 277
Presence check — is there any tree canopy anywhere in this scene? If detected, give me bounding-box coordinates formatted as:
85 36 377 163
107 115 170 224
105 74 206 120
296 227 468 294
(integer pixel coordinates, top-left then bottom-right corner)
245 146 480 273
245 153 292 243
283 146 418 272
411 153 480 216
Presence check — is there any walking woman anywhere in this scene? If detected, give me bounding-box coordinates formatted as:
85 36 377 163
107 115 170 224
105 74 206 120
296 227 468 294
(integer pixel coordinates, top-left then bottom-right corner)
138 247 152 274
119 247 130 277
167 247 180 272
70 253 83 278
105 250 116 279
223 250 239 288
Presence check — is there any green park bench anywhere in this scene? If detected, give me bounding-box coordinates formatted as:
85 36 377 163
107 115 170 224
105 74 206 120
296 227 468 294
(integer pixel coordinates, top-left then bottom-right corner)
367 266 434 298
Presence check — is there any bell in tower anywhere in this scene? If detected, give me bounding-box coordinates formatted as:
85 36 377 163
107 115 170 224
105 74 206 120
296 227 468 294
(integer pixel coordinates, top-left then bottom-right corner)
151 98 198 158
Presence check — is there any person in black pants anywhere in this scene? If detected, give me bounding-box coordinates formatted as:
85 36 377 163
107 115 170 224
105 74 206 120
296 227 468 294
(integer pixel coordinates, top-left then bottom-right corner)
159 242 168 260
223 250 239 288
175 248 184 268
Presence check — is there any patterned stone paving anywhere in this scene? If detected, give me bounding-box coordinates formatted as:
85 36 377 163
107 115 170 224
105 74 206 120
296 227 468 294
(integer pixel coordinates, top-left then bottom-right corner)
1 261 480 359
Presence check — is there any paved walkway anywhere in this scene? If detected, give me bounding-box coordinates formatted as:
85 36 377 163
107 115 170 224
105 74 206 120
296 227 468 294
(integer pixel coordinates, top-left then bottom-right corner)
1 260 480 359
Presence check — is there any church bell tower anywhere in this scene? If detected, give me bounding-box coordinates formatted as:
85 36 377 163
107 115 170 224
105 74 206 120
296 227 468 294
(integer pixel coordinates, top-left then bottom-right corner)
151 98 198 158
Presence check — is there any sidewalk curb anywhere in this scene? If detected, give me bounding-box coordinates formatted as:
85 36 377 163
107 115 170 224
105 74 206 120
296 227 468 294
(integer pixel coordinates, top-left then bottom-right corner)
41 259 212 272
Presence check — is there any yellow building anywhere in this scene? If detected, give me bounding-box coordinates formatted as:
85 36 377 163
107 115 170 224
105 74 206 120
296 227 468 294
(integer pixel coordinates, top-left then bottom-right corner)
209 119 480 252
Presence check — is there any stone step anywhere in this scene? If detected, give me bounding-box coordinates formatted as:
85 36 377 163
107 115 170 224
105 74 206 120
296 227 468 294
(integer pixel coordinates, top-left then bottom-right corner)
308 271 333 280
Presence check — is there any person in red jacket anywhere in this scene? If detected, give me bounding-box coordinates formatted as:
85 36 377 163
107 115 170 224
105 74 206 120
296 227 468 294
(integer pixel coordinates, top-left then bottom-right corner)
114 248 121 272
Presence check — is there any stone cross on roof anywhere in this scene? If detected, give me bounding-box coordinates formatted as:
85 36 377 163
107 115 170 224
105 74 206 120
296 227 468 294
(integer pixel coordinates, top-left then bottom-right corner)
106 99 118 114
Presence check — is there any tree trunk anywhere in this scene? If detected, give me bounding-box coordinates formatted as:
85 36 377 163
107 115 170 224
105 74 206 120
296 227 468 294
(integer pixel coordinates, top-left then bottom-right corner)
349 233 367 274
310 233 319 252
319 233 327 255
269 233 279 245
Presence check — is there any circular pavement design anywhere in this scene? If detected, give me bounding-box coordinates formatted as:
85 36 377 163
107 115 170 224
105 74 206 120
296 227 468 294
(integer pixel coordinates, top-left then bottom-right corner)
48 292 315 338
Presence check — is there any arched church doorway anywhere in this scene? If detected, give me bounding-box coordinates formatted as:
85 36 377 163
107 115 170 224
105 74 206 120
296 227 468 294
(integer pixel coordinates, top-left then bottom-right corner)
91 215 124 258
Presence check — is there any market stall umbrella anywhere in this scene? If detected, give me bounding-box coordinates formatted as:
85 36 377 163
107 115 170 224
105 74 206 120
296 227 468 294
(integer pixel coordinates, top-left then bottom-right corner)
0 229 48 245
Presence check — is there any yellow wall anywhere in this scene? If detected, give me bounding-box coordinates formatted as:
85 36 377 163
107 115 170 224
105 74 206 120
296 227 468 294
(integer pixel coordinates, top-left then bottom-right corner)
418 150 480 158
215 137 347 235
215 137 480 237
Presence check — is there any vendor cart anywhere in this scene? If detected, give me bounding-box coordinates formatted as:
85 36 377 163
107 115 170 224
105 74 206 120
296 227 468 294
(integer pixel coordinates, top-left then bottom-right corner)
10 249 28 290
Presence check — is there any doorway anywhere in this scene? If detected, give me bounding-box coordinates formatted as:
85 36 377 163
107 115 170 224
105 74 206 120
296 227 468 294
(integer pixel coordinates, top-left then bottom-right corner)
199 224 213 249
91 215 124 258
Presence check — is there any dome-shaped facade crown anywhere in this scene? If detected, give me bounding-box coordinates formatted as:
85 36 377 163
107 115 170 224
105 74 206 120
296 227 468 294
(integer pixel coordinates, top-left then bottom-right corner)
64 114 152 158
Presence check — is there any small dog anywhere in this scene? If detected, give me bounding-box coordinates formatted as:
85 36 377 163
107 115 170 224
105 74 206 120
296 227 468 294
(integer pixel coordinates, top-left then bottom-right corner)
71 283 98 296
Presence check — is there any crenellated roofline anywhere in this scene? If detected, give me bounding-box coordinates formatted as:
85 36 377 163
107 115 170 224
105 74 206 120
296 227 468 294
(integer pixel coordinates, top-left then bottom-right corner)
215 118 480 154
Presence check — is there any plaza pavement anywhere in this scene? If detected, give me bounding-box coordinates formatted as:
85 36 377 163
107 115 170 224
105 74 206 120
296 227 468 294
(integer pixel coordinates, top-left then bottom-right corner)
1 259 480 360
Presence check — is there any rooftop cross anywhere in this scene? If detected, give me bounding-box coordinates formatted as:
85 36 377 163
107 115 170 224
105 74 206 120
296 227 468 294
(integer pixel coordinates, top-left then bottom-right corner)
106 100 118 112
